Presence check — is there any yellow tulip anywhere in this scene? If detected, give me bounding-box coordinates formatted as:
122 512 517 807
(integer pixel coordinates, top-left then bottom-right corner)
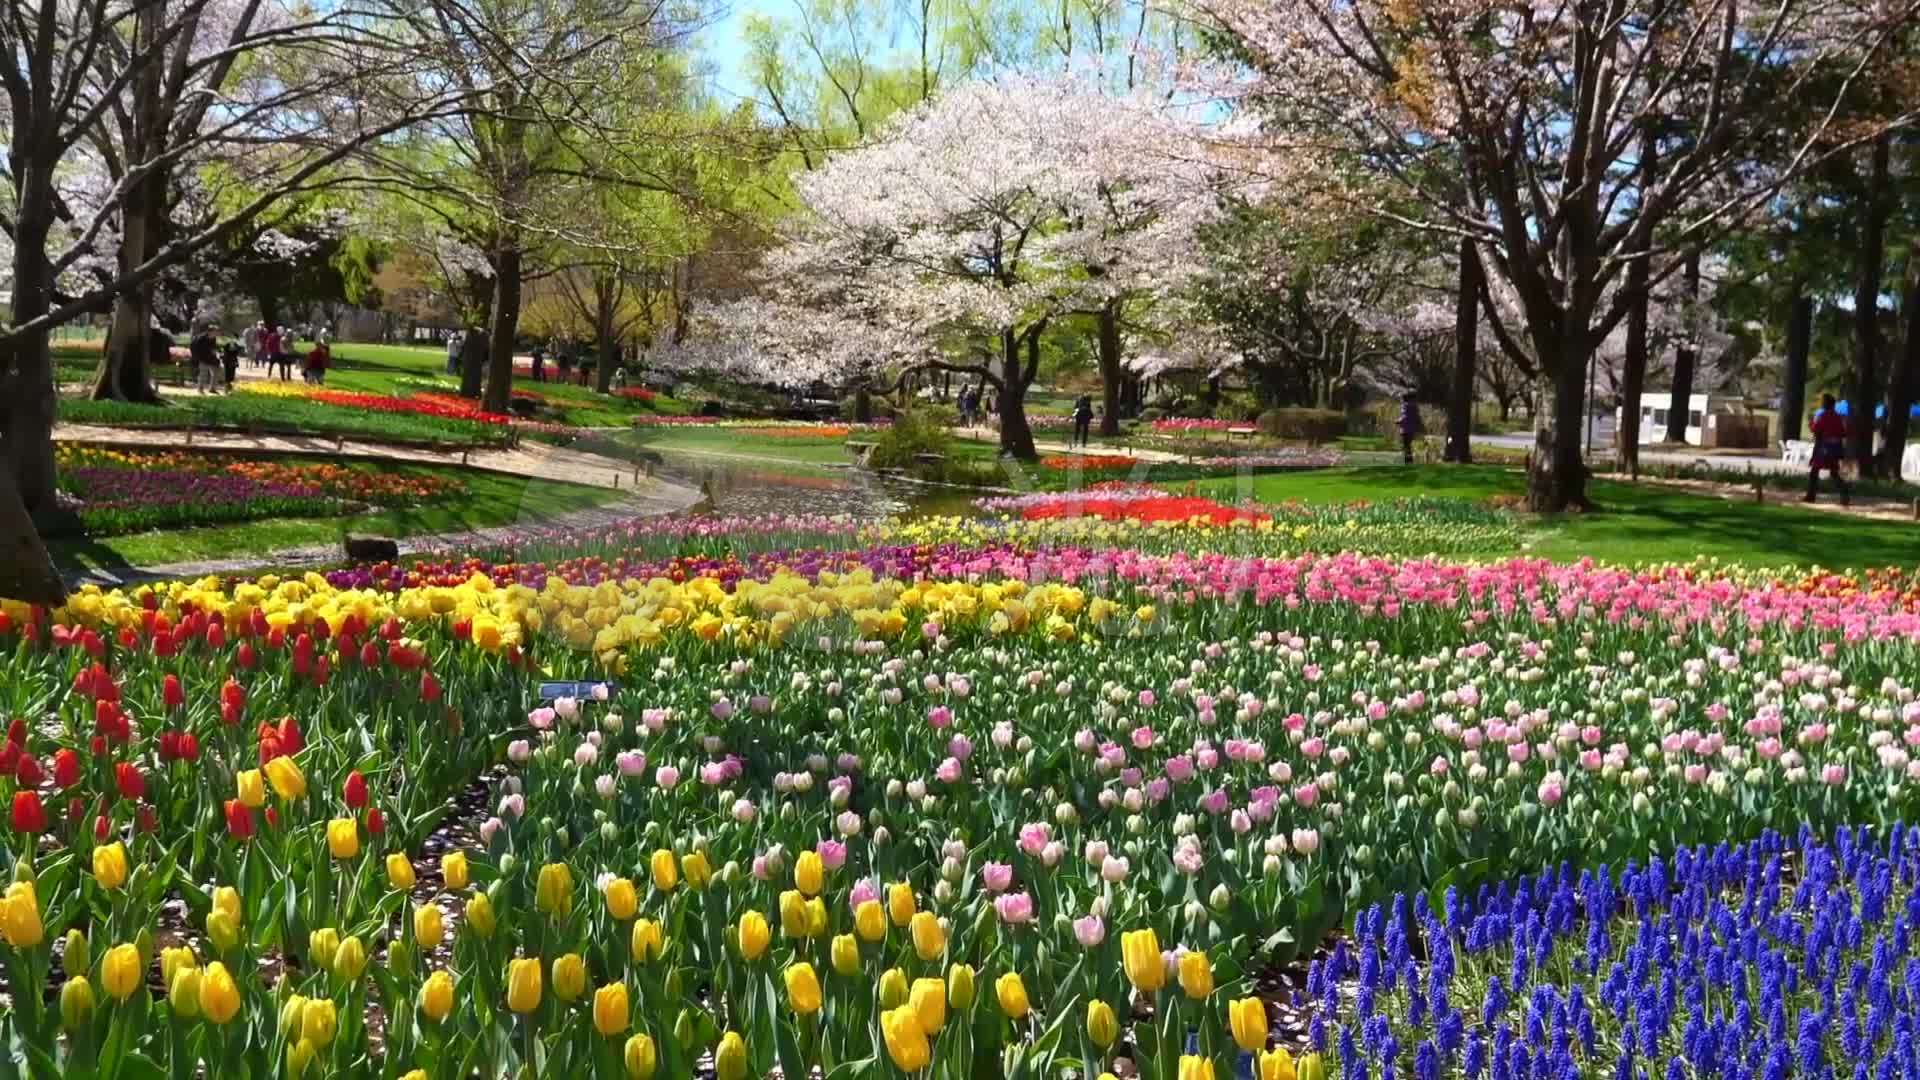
878 967 909 1009
466 892 497 939
630 918 664 963
92 842 129 890
948 962 978 1011
441 851 470 891
264 756 307 800
605 877 638 921
738 910 771 960
995 971 1030 1019
334 936 368 982
778 890 808 938
854 899 886 942
326 818 359 860
414 904 445 950
830 933 860 976
212 886 242 923
909 911 945 961
553 952 589 1002
1180 1056 1217 1080
1088 999 1119 1048
804 897 828 938
1258 1048 1298 1080
65 929 92 976
0 881 43 947
1179 950 1214 1000
400 1071 428 1080
594 982 630 1035
205 910 240 954
714 1031 747 1080
1122 928 1165 993
287 1039 316 1080
881 1005 931 1071
1297 1052 1326 1080
309 927 341 973
536 862 574 919
506 957 543 1013
682 851 712 890
236 769 267 809
199 961 241 1024
909 977 946 1032
102 942 143 1001
159 945 194 989
1231 997 1269 1053
387 853 417 891
887 882 915 927
649 849 678 892
60 976 95 1031
794 850 824 897
168 965 202 1018
419 970 455 1022
302 998 338 1046
623 1032 658 1079
785 962 823 1014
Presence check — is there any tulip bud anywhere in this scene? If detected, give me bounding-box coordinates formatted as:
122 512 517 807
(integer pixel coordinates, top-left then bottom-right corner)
62 928 90 976
465 893 497 939
831 933 860 977
287 1039 316 1080
672 1009 695 1050
623 1033 658 1079
1209 884 1232 912
1087 998 1119 1048
879 967 909 1009
309 927 341 974
60 975 95 1031
206 911 240 955
946 963 976 1010
334 936 367 982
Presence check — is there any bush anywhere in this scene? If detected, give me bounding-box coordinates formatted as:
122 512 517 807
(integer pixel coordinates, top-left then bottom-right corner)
868 409 952 470
1256 407 1347 442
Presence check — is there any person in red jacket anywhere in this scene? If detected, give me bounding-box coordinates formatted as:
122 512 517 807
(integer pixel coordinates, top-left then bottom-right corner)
1806 393 1851 505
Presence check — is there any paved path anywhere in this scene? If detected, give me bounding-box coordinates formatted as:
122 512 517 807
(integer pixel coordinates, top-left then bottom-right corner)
54 423 678 492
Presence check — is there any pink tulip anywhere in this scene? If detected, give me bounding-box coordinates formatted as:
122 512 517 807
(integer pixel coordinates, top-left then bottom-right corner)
654 765 680 789
1074 915 1105 947
994 892 1034 925
981 862 1014 892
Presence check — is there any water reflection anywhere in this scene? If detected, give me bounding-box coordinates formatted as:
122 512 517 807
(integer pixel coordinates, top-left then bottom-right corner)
652 453 978 520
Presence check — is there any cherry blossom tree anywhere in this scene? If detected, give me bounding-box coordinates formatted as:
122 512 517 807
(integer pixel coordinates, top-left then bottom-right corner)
1191 0 1920 510
759 73 1217 458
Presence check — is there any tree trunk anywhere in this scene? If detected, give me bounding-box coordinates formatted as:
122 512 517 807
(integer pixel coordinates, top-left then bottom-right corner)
1780 291 1812 444
1618 129 1657 476
594 282 619 394
459 328 490 399
1663 254 1700 445
853 385 873 424
92 168 170 404
1096 300 1123 437
3 157 60 515
1444 236 1480 463
1879 250 1920 479
1526 345 1594 513
1852 133 1892 475
996 327 1039 460
483 243 523 414
596 335 619 394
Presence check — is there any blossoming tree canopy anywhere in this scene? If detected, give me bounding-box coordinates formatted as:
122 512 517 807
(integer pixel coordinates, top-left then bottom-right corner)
1190 0 1920 510
763 73 1221 458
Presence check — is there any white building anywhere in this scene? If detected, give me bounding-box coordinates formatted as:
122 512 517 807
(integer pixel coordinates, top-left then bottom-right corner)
1616 392 1746 447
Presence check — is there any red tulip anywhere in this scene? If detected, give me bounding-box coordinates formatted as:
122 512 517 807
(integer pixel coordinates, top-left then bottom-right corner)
336 631 358 663
221 678 246 725
89 735 107 759
66 798 86 827
0 744 17 778
277 716 303 756
292 634 313 677
10 791 45 833
137 803 158 834
343 770 369 810
266 626 287 651
206 622 226 650
312 656 331 686
114 762 146 801
420 671 441 702
381 617 402 641
6 719 24 748
53 748 80 789
95 700 131 744
265 806 280 830
163 674 185 712
360 641 380 667
452 619 472 641
152 631 176 659
14 754 43 787
94 814 110 841
175 733 200 762
82 629 105 658
235 642 256 671
366 807 385 836
225 799 255 841
117 627 139 651
0 611 11 635
311 618 331 642
249 609 269 638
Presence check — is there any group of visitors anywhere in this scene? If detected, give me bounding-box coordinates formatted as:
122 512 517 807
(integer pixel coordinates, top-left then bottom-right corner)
237 321 329 384
956 385 998 428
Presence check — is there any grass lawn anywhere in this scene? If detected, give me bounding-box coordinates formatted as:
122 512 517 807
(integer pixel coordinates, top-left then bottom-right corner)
1197 465 1920 569
617 426 858 466
49 465 623 572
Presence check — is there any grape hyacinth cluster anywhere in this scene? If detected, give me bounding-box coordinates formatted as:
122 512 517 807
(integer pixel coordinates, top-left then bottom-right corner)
1307 826 1920 1080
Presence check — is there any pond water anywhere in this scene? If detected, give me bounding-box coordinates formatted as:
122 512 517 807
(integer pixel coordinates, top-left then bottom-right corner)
651 452 981 520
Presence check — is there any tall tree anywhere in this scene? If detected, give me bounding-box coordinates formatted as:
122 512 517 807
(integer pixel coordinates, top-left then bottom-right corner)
1194 0 1920 511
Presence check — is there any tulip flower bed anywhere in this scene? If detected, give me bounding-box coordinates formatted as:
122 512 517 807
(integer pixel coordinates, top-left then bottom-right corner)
58 447 466 509
978 485 1273 526
8 532 1920 1076
1309 825 1920 1080
52 466 342 535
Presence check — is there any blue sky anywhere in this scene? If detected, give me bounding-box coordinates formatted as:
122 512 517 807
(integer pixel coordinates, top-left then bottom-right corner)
699 0 781 106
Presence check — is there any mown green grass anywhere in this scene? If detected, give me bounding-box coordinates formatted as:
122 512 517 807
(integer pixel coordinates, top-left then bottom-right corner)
1197 465 1920 570
617 426 859 466
49 465 623 572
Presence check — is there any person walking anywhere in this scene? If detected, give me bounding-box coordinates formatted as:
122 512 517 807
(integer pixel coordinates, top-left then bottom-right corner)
1806 393 1852 505
305 336 331 385
1071 393 1094 448
1398 392 1423 464
446 331 462 375
530 343 546 384
242 322 261 370
190 324 220 393
220 339 241 391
